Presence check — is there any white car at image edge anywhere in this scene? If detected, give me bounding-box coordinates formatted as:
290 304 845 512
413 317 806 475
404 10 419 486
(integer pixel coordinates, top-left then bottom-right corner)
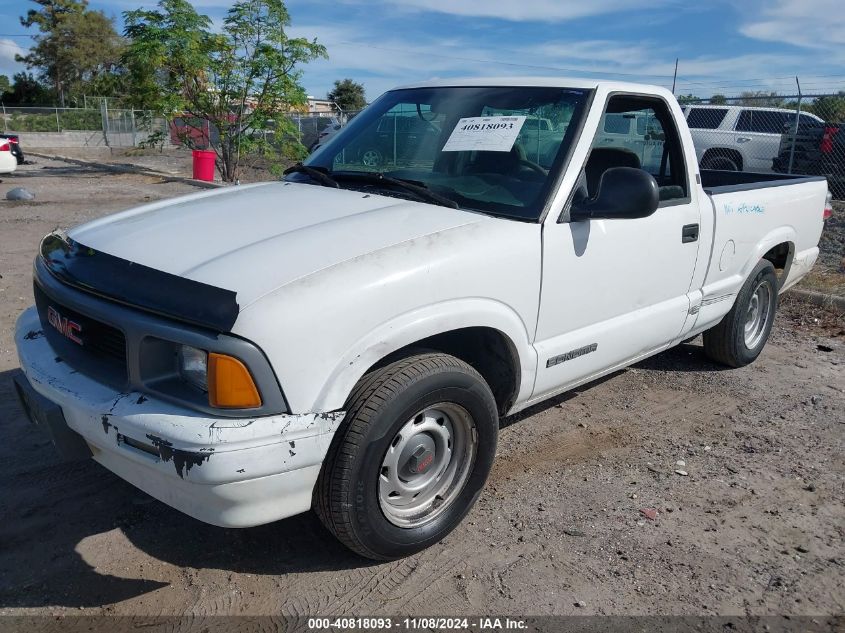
0 138 17 174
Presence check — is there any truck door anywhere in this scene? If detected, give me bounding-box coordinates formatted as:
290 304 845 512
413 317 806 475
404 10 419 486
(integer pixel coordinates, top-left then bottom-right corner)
532 94 701 399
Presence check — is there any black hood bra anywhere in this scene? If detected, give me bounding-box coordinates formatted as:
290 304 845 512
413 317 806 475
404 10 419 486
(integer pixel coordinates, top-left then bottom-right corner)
38 232 240 332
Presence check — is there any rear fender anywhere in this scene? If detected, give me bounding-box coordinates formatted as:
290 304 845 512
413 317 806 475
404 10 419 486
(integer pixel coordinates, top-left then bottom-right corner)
739 226 796 284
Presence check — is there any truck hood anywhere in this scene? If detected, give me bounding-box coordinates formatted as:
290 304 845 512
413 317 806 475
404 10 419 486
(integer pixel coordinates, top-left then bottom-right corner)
68 182 486 309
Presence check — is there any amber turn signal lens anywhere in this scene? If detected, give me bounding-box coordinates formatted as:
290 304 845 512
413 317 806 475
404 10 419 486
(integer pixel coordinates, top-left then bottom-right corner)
208 353 262 408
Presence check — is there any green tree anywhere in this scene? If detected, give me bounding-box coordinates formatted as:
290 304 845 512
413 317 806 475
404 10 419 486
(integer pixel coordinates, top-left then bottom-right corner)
738 91 784 107
17 0 124 105
18 0 83 102
676 94 701 105
123 0 326 182
327 78 366 112
5 72 53 105
0 75 10 98
57 9 125 105
811 92 845 123
710 94 727 105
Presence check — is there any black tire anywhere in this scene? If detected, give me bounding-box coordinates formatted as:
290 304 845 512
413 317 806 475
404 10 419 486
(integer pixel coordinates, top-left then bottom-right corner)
703 260 778 367
314 352 498 560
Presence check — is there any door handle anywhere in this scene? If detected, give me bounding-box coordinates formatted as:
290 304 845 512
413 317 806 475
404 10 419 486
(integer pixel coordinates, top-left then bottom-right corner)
736 136 752 143
682 223 699 243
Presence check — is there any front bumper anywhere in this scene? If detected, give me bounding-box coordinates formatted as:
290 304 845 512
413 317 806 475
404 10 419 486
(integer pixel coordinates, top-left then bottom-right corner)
14 307 345 527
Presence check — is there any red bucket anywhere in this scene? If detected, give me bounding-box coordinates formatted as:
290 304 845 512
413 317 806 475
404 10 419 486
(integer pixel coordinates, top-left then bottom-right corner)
192 150 216 182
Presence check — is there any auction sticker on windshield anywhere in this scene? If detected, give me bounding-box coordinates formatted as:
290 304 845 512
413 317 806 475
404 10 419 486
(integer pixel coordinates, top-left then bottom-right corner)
442 116 527 152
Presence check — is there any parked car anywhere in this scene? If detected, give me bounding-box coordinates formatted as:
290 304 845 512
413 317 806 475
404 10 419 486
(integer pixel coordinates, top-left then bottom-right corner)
683 104 824 172
0 138 17 174
15 78 828 560
773 120 845 199
342 114 442 167
0 133 25 165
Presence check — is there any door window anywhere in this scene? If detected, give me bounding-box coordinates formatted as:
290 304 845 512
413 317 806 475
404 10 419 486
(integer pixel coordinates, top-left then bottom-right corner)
736 110 792 134
585 96 687 203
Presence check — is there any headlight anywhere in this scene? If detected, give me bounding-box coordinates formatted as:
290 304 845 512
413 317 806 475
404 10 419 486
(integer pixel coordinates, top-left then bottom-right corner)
178 345 208 392
177 344 262 408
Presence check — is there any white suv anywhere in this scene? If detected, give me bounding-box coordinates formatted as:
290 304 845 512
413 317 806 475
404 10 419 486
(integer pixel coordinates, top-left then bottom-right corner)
683 104 823 173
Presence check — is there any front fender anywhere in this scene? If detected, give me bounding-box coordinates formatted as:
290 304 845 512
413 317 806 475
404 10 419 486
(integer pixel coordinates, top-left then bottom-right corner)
232 217 542 415
312 298 537 413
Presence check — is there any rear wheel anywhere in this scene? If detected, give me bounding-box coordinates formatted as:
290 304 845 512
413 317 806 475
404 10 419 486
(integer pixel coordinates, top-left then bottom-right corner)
703 260 778 367
315 353 498 560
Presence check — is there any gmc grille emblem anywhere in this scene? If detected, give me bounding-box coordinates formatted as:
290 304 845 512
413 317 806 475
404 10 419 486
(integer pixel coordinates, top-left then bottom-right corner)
47 305 83 345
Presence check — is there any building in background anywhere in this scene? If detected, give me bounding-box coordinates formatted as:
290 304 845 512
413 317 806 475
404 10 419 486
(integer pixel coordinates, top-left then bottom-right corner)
304 97 336 115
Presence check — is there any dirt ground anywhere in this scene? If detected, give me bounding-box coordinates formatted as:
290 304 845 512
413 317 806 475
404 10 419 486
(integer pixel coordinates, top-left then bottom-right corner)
0 159 843 618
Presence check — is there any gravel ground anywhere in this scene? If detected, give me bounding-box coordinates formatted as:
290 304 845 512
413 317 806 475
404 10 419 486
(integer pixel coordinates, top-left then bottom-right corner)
0 159 843 618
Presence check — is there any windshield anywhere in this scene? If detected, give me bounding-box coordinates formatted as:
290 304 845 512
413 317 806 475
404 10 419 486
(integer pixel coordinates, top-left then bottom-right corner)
297 86 591 221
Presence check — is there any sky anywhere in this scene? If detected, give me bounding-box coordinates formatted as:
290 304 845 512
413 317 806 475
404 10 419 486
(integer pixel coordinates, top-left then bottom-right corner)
1 0 843 102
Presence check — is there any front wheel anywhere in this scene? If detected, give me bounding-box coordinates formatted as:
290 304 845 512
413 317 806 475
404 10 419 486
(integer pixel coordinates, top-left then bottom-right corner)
703 260 779 367
314 353 498 560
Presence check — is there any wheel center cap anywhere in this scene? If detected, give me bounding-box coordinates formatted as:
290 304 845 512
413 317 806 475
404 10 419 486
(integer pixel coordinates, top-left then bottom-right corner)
412 450 435 473
400 434 437 478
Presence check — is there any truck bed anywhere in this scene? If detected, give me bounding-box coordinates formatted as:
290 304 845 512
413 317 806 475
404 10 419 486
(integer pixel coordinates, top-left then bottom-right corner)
700 169 827 194
697 169 827 320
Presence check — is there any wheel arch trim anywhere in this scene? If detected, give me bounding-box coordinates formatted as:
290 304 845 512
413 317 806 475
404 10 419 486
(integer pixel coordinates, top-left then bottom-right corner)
310 298 536 414
740 227 797 286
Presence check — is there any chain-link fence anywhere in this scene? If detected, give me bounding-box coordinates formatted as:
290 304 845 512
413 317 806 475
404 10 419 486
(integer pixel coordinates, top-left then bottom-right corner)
8 92 841 198
0 105 166 147
0 102 359 152
292 111 361 151
679 93 845 199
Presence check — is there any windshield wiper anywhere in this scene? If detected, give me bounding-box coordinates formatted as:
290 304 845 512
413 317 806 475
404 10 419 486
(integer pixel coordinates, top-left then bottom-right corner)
283 163 339 188
333 171 459 209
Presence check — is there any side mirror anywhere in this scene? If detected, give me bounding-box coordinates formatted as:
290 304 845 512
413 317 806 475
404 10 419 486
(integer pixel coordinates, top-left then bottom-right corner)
570 167 660 221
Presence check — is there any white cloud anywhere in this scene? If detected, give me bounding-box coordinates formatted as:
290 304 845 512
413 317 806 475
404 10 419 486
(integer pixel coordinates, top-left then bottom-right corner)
0 38 27 78
291 23 831 101
0 39 26 64
347 0 676 22
740 0 845 49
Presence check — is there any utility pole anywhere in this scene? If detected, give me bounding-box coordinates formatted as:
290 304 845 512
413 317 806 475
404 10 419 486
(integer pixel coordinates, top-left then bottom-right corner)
671 58 679 95
788 76 802 175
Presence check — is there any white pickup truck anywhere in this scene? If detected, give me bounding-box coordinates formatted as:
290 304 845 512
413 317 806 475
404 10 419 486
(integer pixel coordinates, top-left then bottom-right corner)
14 78 830 560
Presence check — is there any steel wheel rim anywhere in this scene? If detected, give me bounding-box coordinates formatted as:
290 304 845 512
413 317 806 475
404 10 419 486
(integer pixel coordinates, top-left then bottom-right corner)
361 150 380 167
744 279 772 349
378 403 477 528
